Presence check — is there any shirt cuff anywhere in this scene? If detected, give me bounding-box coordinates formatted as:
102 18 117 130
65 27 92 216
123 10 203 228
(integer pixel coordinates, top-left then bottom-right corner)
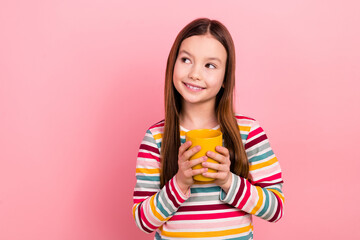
220 172 239 203
174 175 191 199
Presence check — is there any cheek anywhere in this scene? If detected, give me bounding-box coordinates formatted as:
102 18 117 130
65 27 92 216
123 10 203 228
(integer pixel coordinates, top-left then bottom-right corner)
217 70 226 87
173 63 182 81
207 72 225 88
172 64 183 91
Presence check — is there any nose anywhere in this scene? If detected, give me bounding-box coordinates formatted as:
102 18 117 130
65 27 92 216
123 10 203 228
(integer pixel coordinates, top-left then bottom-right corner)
188 65 201 80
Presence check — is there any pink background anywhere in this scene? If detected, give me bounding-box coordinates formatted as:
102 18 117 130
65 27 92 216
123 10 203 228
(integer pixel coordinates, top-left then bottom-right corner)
1 0 359 239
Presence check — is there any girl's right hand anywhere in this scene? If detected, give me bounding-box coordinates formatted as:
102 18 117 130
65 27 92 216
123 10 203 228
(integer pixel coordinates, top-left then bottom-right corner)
175 141 208 194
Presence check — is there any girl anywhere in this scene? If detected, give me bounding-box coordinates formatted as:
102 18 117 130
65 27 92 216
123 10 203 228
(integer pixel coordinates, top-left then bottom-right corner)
132 18 284 240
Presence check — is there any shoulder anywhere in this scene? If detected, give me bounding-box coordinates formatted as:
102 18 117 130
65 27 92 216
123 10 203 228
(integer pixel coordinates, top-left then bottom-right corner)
140 119 165 151
234 113 273 149
234 113 258 128
146 119 165 136
234 113 267 142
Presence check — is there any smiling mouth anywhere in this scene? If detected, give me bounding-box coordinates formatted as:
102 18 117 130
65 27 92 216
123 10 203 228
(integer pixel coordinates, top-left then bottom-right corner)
183 82 205 91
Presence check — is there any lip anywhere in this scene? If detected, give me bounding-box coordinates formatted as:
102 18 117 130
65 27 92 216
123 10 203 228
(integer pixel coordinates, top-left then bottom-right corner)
183 82 205 92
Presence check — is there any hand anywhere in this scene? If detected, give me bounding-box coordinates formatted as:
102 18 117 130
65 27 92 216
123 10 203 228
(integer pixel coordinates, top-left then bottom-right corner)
201 146 232 192
176 141 208 194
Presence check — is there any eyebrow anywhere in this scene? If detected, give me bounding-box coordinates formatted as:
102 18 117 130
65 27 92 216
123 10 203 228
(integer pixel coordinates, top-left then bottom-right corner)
179 50 222 64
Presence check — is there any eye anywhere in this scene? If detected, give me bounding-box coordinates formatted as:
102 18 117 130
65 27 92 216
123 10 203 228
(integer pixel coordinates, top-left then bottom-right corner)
181 57 191 63
206 63 216 69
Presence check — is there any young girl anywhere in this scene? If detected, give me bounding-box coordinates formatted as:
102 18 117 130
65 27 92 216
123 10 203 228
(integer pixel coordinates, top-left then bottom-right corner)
132 18 284 240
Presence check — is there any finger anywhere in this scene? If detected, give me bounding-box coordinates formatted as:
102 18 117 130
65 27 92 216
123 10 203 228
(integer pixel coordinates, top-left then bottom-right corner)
191 167 208 176
178 141 192 158
202 171 220 179
183 145 201 160
188 156 207 168
202 161 227 171
206 150 226 164
215 146 230 157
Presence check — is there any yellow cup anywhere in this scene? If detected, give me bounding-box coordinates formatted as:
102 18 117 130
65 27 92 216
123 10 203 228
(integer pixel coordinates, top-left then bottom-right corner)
185 129 223 182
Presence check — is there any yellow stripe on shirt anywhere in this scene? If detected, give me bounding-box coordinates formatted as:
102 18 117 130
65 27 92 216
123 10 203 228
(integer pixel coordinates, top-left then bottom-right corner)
239 126 251 132
153 133 163 141
249 157 278 171
268 188 285 204
150 194 172 222
136 168 160 174
132 203 140 219
250 186 263 214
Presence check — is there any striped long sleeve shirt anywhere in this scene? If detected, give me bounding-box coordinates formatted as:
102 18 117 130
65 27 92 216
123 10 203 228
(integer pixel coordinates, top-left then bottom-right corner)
132 114 284 239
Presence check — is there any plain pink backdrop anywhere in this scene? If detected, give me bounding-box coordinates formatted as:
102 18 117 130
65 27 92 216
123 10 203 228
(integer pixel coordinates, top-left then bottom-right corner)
1 0 359 239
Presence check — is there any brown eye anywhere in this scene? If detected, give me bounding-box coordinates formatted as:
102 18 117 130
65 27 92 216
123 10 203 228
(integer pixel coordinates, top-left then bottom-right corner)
206 63 216 69
181 57 190 63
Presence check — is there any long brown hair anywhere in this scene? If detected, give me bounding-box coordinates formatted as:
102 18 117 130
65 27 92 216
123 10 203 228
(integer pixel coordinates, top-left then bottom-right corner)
161 18 249 188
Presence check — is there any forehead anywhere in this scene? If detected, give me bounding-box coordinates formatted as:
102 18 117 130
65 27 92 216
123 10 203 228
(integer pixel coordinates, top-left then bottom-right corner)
178 35 227 62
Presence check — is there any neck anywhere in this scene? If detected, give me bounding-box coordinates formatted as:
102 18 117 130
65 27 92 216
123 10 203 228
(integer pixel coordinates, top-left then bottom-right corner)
180 100 218 130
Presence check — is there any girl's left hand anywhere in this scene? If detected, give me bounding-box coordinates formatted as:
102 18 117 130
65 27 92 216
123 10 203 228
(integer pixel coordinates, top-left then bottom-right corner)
201 146 232 192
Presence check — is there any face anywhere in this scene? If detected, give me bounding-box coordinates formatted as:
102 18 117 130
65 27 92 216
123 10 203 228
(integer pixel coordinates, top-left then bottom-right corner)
173 34 227 108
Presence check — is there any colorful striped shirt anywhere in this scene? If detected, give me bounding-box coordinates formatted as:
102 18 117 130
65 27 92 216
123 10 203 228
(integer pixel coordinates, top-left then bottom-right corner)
132 114 284 239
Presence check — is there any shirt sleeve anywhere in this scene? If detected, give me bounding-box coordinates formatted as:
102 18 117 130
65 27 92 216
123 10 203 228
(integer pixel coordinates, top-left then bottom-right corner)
219 120 284 222
132 129 190 233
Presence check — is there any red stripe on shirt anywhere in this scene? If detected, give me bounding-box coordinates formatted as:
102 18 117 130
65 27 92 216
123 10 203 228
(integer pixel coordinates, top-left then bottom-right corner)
245 134 267 149
170 210 246 221
269 192 282 222
247 126 263 140
238 179 251 209
137 152 160 162
140 144 160 155
137 202 153 233
232 177 245 206
149 120 165 129
177 204 233 212
165 180 180 208
170 177 183 203
235 115 255 121
250 173 283 186
134 191 158 197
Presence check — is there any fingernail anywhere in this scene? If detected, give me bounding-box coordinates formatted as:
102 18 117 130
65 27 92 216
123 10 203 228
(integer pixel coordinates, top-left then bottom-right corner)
203 156 207 160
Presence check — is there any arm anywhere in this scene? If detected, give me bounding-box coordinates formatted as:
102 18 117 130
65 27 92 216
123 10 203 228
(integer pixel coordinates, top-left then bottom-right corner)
132 129 190 233
219 120 284 222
